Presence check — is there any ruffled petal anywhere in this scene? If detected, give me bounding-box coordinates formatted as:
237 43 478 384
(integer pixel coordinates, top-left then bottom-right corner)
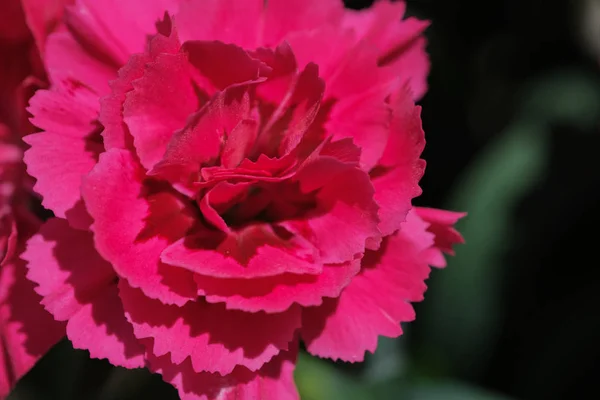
24 80 103 228
372 88 426 236
82 149 197 306
23 218 145 368
193 261 360 313
64 0 179 65
416 207 466 267
146 344 299 400
0 254 65 397
300 210 434 361
119 281 300 375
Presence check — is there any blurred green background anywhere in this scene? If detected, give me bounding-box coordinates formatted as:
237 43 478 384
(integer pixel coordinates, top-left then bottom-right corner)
10 0 600 399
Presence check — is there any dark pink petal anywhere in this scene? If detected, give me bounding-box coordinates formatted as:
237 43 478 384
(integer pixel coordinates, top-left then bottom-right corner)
45 30 116 94
290 166 380 264
194 261 360 313
23 218 145 368
383 37 430 101
20 0 72 57
262 0 344 47
150 86 252 184
326 86 391 170
24 81 103 228
162 224 321 278
372 88 426 236
416 207 466 267
259 63 325 158
124 51 199 170
65 0 179 65
300 210 434 362
119 281 300 375
176 0 264 49
82 149 197 306
146 345 299 400
184 41 272 94
341 0 430 100
286 27 395 100
99 53 146 151
0 255 65 398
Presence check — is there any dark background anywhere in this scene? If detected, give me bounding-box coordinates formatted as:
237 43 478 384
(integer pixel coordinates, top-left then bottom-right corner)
11 0 600 399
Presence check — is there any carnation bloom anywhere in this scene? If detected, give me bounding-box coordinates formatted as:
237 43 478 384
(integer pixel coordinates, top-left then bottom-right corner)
23 0 464 399
0 0 70 397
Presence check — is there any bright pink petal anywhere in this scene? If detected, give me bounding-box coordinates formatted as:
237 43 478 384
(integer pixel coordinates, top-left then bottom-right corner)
0 255 65 398
372 88 426 236
99 53 146 151
184 40 272 94
119 281 300 375
23 218 145 368
325 86 390 170
341 0 430 100
383 37 430 101
24 80 103 228
20 0 73 56
290 166 380 264
82 149 197 306
175 0 264 49
416 207 466 267
262 0 344 47
45 30 116 95
194 261 360 313
64 0 179 65
123 51 198 170
162 223 321 278
147 345 299 400
150 86 252 184
300 210 434 362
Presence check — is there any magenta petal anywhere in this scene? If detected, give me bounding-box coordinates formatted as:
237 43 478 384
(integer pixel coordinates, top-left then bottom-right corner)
65 0 179 65
300 211 434 362
0 256 65 397
150 86 252 184
82 149 197 306
184 41 272 93
22 218 145 368
119 281 301 375
262 0 344 47
291 166 380 264
326 87 390 171
45 30 116 95
124 50 199 171
176 0 264 49
416 207 466 267
24 81 103 226
194 261 360 313
373 89 426 236
146 345 299 400
162 224 321 279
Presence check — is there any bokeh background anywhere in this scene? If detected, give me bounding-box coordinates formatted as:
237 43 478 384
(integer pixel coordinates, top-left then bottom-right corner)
10 0 600 399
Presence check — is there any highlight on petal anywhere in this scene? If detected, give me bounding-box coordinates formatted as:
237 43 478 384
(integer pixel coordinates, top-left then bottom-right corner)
82 149 198 306
300 210 434 362
23 218 145 368
147 343 299 400
119 281 301 375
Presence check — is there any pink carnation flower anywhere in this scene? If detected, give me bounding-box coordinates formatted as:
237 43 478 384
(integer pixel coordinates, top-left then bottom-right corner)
22 0 464 399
